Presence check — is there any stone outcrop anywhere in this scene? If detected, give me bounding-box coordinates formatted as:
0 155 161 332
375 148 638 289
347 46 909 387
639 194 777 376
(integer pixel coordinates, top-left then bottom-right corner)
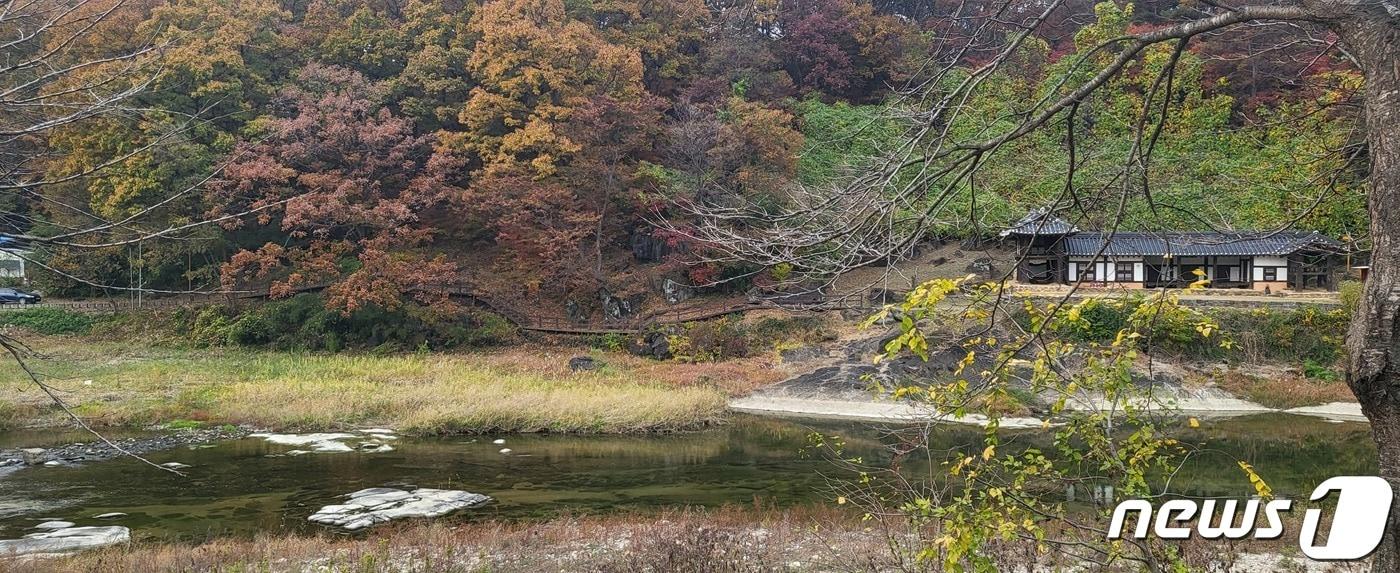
568 356 600 371
251 430 397 454
964 257 997 279
0 526 130 556
630 230 682 262
600 290 646 322
661 278 693 304
628 331 672 360
308 488 491 531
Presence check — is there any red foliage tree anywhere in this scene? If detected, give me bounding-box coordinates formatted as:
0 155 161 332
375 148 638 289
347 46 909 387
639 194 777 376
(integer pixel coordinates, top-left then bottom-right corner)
212 64 463 312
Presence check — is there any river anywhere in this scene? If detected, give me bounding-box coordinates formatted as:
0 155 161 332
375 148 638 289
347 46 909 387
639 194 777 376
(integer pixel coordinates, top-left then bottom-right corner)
0 413 1376 544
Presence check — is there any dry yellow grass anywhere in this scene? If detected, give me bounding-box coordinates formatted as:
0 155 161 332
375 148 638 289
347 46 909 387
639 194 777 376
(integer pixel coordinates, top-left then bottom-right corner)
0 507 880 573
0 340 784 434
1211 370 1355 410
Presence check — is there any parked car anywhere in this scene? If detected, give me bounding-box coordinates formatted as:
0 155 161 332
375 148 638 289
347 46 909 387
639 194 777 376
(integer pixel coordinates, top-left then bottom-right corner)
0 288 41 304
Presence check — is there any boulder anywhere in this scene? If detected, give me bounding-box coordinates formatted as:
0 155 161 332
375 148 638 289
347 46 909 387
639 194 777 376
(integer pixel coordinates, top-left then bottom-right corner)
964 257 997 279
565 299 587 323
20 448 44 465
250 430 398 454
308 488 491 531
600 291 646 322
661 278 693 305
568 356 600 372
627 331 672 360
0 526 129 556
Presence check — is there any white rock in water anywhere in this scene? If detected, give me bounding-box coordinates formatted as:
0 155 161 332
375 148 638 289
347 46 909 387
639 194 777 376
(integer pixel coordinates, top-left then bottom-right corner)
33 521 74 530
307 488 490 531
161 462 191 469
492 439 506 445
498 448 512 454
43 461 61 467
0 526 130 556
93 513 127 520
250 432 395 453
250 433 356 452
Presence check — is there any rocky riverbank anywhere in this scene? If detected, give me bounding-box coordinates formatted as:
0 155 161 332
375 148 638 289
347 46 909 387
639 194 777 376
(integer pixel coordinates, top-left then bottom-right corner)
736 330 1363 425
0 426 248 476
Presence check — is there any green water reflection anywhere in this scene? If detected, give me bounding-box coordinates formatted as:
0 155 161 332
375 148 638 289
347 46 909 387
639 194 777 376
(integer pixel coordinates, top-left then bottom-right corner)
0 413 1376 543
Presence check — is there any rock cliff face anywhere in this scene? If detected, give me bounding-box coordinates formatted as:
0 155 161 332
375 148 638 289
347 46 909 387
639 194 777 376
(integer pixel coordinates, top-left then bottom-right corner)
760 334 1015 403
600 290 647 322
631 230 683 263
662 277 694 304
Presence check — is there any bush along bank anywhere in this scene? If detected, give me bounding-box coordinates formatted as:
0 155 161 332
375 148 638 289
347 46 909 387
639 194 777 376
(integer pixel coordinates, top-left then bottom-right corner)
0 307 94 335
174 293 518 352
596 315 837 362
1041 296 1348 374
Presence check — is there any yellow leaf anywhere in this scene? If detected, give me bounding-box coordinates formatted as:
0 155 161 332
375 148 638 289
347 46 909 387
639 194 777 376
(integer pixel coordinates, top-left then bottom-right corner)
982 445 996 460
1188 417 1200 428
837 496 847 505
1238 461 1273 499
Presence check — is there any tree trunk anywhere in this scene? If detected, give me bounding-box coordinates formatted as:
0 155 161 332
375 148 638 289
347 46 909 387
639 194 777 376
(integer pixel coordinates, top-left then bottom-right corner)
1337 13 1400 572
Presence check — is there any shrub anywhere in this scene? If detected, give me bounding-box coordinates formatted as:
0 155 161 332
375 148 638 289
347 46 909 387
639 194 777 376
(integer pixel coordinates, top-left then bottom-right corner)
176 294 518 352
1216 305 1347 365
187 306 236 347
0 400 16 430
769 262 793 282
1303 359 1340 381
1055 298 1346 364
227 312 276 346
1069 298 1136 342
1340 279 1364 314
591 332 628 352
661 314 834 363
747 315 833 350
0 307 94 335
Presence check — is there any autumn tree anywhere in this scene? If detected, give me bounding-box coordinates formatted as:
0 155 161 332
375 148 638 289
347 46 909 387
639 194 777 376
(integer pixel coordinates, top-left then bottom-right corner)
451 0 658 292
776 0 906 101
214 64 460 312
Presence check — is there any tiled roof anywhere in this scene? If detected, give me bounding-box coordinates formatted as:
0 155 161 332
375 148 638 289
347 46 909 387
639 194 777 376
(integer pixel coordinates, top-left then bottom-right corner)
1063 231 1343 257
999 208 1078 237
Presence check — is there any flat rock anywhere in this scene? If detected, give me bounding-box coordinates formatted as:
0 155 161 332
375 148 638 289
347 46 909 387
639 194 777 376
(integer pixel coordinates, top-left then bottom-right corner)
250 431 398 454
308 488 490 531
250 433 358 452
92 513 127 520
33 521 73 530
0 526 130 556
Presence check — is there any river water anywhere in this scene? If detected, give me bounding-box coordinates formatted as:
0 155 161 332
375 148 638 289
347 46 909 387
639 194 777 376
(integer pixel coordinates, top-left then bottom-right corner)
0 413 1376 544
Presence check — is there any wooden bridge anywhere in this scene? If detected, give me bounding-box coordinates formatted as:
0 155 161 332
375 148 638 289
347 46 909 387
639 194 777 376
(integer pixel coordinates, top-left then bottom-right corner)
437 284 773 334
489 301 773 335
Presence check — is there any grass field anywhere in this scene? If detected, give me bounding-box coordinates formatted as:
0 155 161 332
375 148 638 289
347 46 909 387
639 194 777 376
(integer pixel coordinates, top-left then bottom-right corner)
0 338 784 434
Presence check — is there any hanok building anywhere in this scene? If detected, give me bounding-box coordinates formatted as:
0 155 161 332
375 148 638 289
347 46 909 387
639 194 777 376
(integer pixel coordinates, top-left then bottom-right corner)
1000 209 1346 291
